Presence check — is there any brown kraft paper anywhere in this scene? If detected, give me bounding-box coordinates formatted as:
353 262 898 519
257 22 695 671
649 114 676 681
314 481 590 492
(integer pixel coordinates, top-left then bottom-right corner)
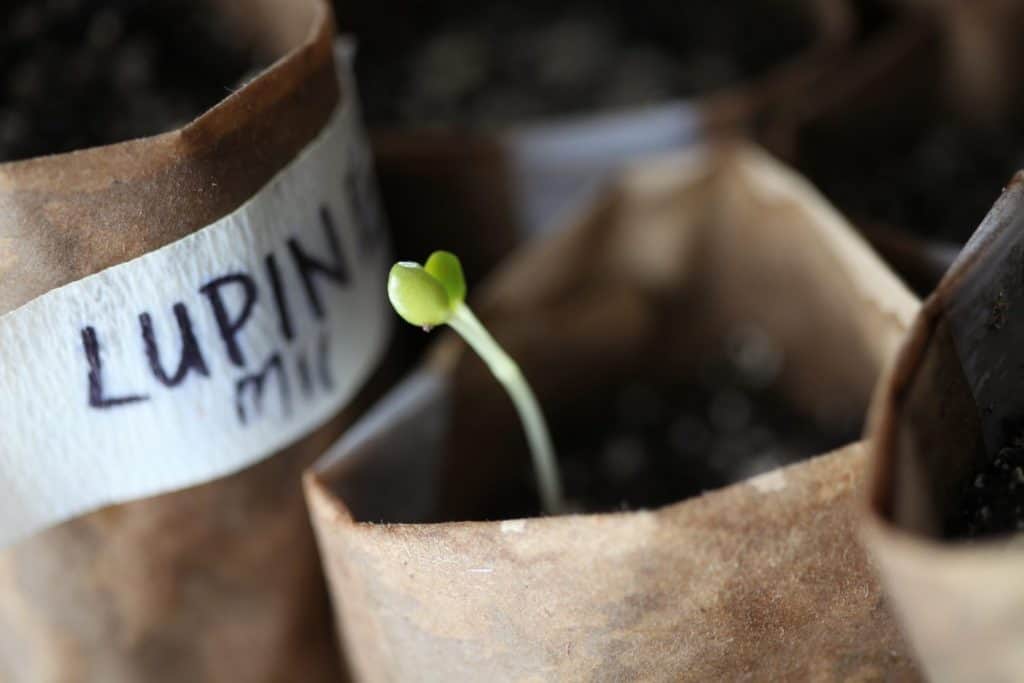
306 144 922 681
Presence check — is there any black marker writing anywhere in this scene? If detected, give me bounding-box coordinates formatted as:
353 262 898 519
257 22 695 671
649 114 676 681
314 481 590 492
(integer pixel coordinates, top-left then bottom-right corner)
82 327 149 408
288 205 349 320
140 303 210 387
234 353 289 424
81 200 357 424
200 273 258 368
265 252 294 342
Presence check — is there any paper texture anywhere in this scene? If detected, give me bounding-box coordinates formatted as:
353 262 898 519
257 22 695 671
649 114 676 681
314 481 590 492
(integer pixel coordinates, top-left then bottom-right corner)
0 70 391 547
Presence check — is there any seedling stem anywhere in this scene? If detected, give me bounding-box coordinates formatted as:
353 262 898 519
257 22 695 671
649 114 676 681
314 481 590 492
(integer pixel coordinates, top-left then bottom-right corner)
447 302 563 514
387 251 565 514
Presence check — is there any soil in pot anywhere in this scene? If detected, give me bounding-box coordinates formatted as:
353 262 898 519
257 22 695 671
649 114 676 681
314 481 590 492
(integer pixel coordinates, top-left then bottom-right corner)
345 0 815 127
941 258 1024 540
0 0 264 162
800 115 1024 245
484 331 859 518
945 425 1024 540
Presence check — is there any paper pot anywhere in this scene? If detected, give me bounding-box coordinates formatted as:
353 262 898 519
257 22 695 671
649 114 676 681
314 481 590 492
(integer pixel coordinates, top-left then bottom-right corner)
306 145 922 680
0 2 390 680
864 173 1024 681
355 0 853 267
762 10 1024 295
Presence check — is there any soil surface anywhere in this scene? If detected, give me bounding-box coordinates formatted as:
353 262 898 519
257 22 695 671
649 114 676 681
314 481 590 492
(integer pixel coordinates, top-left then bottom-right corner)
803 117 1024 245
946 433 1024 539
0 0 260 162
557 368 857 514
495 345 859 517
345 0 814 128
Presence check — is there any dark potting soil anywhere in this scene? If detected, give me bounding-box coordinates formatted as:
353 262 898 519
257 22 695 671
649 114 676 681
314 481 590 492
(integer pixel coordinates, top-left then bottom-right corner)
558 369 857 514
494 349 858 517
946 434 1024 540
347 0 814 128
803 117 1024 245
0 0 261 162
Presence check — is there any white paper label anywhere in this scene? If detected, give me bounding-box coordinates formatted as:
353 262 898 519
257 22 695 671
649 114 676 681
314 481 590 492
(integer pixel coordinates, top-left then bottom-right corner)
0 46 391 547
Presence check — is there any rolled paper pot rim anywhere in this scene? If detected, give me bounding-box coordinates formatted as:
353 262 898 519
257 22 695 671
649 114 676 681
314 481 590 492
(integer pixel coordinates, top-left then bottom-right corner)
865 170 1024 551
0 0 334 188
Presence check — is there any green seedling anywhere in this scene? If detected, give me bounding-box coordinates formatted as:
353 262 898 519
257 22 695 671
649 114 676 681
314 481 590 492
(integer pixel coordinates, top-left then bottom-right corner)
388 251 565 515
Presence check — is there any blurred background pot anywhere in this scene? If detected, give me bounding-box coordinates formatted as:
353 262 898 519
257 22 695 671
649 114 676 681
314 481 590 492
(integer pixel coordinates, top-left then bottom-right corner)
0 1 393 680
763 4 1024 295
306 145 920 681
865 173 1024 682
336 0 855 279
879 0 1024 120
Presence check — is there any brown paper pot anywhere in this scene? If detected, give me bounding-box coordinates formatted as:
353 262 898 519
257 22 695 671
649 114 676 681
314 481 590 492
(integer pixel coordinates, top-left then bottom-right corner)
0 2 371 680
358 0 854 271
864 174 1024 681
306 145 922 680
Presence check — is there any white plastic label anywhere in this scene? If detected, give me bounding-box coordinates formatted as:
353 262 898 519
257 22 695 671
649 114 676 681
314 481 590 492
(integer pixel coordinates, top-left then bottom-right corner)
0 45 391 547
506 101 702 235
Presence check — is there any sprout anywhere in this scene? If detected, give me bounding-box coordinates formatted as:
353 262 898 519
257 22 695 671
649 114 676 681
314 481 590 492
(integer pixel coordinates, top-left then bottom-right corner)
387 251 565 514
